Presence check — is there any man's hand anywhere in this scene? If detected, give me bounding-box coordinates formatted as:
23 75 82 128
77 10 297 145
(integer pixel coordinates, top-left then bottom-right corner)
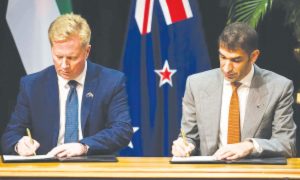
16 136 40 156
172 137 195 157
47 143 88 158
213 141 254 160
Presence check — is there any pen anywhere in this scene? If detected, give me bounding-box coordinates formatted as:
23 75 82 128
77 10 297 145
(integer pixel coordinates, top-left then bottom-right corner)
26 128 36 156
180 129 190 157
180 129 190 156
180 128 188 146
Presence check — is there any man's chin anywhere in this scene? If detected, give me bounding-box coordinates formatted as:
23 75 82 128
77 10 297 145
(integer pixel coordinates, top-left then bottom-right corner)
58 73 72 80
224 76 237 82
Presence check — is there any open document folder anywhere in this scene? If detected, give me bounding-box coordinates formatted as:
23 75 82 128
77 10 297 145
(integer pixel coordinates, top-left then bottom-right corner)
2 154 117 163
170 156 287 165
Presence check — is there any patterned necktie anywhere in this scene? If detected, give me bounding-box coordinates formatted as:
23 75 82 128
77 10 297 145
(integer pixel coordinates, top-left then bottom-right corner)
64 80 79 143
227 82 241 144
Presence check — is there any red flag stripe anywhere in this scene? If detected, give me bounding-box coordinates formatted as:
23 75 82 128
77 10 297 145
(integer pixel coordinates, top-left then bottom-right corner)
165 0 187 23
142 0 151 35
135 0 154 35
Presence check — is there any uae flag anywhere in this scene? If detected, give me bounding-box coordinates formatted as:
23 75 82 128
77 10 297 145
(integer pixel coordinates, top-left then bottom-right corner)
0 0 72 152
6 0 72 74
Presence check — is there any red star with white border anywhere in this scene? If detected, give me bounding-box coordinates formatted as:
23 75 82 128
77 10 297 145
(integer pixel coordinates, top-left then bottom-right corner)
154 60 177 87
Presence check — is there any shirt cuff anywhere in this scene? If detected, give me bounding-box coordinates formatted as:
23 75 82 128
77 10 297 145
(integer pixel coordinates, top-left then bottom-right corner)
81 143 89 155
14 141 21 154
246 138 263 157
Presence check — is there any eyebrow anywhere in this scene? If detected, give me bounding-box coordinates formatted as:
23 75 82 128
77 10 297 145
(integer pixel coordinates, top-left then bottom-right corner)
219 51 242 60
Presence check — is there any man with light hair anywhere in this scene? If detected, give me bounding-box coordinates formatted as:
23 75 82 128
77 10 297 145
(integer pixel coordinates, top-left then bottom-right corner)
2 13 133 157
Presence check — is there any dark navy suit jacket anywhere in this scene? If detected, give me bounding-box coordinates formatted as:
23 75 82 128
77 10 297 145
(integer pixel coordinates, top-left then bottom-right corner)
1 61 133 155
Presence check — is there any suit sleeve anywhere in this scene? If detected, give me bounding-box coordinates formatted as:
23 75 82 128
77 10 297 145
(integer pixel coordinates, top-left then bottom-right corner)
180 76 200 154
80 75 133 154
253 80 297 157
1 77 30 154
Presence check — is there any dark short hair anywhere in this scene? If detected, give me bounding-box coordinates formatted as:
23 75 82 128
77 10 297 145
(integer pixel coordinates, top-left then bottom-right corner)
218 22 258 54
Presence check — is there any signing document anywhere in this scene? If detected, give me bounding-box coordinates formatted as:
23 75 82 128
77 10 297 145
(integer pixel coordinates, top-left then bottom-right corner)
2 154 118 163
2 155 54 162
171 156 217 163
170 156 287 165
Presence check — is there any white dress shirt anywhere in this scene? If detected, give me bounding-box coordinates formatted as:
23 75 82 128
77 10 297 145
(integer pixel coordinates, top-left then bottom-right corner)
57 61 87 145
218 65 255 147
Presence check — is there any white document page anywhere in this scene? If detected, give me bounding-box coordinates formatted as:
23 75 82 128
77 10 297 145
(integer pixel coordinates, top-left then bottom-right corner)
2 155 54 161
171 156 217 162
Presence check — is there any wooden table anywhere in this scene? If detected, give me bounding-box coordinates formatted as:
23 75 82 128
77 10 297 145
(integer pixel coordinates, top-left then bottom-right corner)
1 157 300 179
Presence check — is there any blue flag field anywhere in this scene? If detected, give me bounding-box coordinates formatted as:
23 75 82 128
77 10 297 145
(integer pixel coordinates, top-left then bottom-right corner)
121 0 211 156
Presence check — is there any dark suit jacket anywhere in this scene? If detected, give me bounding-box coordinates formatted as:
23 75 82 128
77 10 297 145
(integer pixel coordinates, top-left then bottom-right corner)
181 65 297 157
1 61 133 155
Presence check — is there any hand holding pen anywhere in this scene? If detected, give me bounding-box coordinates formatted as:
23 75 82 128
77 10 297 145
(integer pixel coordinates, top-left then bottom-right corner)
15 128 40 156
26 128 36 156
171 129 195 157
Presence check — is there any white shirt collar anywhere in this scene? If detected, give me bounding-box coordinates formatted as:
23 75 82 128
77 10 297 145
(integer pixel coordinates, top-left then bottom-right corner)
57 61 87 87
223 65 254 87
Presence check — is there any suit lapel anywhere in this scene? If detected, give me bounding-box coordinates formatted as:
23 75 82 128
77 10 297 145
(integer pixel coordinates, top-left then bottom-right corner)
81 62 98 135
46 67 60 147
242 65 268 140
201 70 223 154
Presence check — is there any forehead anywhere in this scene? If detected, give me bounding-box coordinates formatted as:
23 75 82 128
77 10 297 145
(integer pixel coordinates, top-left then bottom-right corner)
52 35 81 47
219 46 248 58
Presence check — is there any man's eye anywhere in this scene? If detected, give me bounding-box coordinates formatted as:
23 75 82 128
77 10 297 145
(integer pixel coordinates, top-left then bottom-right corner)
219 55 225 59
68 57 77 61
232 58 241 62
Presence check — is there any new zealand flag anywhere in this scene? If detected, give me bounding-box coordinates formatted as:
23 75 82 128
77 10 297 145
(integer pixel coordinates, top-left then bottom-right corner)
121 0 210 156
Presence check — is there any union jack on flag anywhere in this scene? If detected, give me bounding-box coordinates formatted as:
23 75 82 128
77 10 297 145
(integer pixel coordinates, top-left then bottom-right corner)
135 0 193 35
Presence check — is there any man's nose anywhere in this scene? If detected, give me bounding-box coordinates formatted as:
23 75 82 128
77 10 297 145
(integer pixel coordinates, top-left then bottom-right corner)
61 58 69 69
223 60 233 72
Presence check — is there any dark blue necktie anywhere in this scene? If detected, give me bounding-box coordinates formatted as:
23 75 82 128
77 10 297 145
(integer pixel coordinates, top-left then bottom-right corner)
64 80 79 143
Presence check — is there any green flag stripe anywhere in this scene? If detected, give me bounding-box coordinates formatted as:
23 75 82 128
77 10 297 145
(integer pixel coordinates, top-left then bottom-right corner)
56 0 73 14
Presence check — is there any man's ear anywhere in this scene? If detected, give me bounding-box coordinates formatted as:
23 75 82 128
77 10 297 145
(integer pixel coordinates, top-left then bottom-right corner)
85 44 91 59
250 49 260 64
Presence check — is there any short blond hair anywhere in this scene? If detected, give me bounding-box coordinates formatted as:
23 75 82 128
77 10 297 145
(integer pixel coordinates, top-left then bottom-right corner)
48 13 91 47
